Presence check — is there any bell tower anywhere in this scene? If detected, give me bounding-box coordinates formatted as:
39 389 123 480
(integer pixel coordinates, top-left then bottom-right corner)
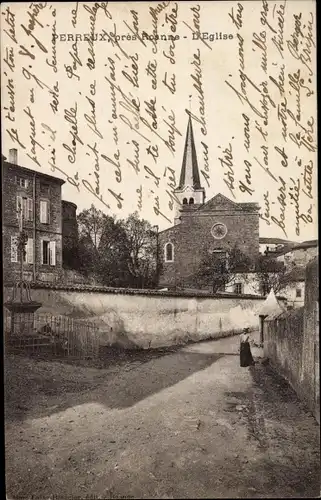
174 114 206 224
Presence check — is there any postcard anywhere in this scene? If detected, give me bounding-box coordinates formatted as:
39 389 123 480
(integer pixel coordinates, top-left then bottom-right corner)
2 1 319 499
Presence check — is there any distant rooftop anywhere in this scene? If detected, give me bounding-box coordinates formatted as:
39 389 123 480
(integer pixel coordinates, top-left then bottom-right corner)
293 240 318 250
259 237 295 245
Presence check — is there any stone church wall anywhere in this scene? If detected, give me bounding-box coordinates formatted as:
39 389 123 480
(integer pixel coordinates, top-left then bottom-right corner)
159 210 259 288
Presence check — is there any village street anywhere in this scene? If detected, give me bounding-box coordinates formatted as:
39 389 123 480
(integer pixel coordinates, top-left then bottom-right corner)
5 332 320 499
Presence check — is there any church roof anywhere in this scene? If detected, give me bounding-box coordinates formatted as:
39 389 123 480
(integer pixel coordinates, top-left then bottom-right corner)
178 115 202 190
197 193 259 212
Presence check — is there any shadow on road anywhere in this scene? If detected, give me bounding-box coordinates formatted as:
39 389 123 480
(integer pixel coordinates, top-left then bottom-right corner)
222 363 320 498
5 351 224 421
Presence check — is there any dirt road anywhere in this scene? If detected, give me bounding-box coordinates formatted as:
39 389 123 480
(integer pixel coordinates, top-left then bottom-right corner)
5 333 320 498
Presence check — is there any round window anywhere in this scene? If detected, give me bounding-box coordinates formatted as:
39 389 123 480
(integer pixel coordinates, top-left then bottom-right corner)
211 223 227 240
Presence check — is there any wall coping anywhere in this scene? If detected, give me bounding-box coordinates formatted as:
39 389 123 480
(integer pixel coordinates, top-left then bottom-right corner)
265 306 304 321
3 281 273 300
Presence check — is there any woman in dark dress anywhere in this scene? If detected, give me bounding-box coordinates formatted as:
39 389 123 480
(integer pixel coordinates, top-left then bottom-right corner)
240 328 255 367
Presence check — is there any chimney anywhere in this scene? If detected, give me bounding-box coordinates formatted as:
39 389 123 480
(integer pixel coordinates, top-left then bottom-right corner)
9 148 18 164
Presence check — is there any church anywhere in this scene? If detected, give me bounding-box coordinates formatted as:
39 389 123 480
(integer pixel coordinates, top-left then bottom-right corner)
158 115 260 290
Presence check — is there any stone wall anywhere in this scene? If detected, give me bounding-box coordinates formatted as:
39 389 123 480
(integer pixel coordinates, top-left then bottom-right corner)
4 284 266 349
264 257 319 422
264 308 305 392
302 258 319 422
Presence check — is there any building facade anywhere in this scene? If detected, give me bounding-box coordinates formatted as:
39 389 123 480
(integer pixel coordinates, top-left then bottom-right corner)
259 237 296 256
159 116 260 289
276 240 318 269
2 150 76 284
273 240 318 308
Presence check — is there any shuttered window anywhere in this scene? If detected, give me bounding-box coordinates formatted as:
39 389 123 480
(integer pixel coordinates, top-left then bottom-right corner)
25 238 34 264
16 176 28 188
49 241 56 266
16 195 22 217
16 196 33 221
234 283 243 294
27 198 33 221
41 240 56 266
40 200 49 223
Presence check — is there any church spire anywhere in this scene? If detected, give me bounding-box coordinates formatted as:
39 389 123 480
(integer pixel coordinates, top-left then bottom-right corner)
178 114 202 190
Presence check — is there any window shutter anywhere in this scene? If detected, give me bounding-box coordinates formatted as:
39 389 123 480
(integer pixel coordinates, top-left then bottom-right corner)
40 201 47 223
28 198 33 221
47 201 50 224
11 236 18 262
22 197 28 220
27 238 33 264
40 239 44 264
16 195 22 218
49 241 56 266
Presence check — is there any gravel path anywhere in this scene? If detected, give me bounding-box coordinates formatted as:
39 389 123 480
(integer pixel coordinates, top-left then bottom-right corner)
5 333 320 498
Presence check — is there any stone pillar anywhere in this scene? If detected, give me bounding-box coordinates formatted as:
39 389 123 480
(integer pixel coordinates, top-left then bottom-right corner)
11 311 36 336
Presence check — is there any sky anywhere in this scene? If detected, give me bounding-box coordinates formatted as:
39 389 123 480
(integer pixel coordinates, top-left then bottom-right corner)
1 0 318 242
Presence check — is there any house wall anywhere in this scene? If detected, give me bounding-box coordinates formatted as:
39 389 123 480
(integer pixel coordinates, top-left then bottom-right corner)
3 285 267 349
281 281 305 309
224 273 259 295
2 162 64 284
259 243 278 254
277 246 318 268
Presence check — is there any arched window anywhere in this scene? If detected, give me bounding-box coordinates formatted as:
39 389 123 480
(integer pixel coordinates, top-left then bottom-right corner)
189 198 194 205
165 242 174 262
182 198 188 204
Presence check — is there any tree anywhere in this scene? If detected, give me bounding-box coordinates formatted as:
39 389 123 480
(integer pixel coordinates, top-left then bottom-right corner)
96 217 131 287
74 207 162 289
77 235 98 277
77 204 107 250
77 205 120 284
195 245 253 293
253 256 296 295
121 212 161 288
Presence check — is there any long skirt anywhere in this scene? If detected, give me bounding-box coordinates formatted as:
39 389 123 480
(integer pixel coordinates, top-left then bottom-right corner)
240 341 255 367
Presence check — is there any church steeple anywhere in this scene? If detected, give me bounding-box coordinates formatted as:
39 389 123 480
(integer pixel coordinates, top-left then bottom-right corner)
174 114 206 224
178 115 202 189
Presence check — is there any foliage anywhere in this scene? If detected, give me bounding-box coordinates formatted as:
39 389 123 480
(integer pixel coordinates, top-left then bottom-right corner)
72 207 161 289
252 255 294 295
96 217 130 287
121 212 161 288
77 204 107 250
195 245 253 293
